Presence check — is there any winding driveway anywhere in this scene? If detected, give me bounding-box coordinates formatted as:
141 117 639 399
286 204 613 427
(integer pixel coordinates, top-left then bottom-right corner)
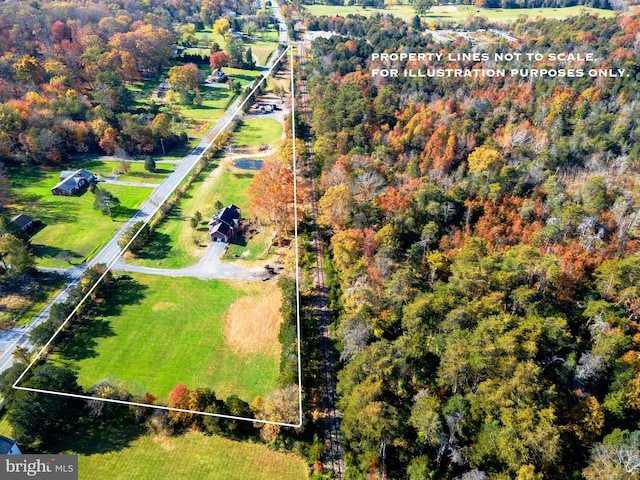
111 242 267 281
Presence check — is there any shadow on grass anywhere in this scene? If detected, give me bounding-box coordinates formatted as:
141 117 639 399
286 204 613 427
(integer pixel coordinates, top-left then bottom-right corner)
31 244 82 263
55 280 148 361
109 279 149 313
71 160 108 171
56 319 115 361
232 172 254 179
230 73 256 83
204 88 233 103
136 232 172 261
113 206 139 220
51 417 147 455
230 236 248 247
8 165 49 188
150 168 172 175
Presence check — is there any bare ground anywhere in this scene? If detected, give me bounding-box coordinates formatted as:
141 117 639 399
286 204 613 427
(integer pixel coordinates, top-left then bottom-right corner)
223 285 282 356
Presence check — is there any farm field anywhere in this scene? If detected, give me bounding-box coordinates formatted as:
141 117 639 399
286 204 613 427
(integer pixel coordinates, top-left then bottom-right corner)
55 275 282 402
9 168 152 268
302 4 616 22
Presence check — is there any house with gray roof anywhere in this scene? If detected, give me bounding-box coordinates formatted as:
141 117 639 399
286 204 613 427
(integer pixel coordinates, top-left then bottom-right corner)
51 169 97 196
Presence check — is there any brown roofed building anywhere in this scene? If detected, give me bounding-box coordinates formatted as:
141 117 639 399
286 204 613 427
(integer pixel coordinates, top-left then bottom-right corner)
208 205 241 243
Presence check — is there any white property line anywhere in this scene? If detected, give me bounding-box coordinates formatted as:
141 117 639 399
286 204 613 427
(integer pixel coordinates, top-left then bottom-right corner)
290 44 304 429
13 45 305 429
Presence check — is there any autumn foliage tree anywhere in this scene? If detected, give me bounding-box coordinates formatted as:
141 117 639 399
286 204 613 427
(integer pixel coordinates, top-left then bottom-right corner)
210 51 230 70
248 159 301 245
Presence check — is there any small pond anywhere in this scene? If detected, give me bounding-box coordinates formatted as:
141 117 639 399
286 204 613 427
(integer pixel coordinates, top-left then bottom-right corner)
234 159 264 170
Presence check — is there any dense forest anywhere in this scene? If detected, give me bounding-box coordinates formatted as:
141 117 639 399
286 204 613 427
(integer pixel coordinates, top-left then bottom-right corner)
299 0 634 11
305 10 640 480
0 0 261 168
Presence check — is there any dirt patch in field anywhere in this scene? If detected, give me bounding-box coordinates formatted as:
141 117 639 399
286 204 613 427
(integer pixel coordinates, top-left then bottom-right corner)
152 301 176 312
0 294 30 311
224 287 282 356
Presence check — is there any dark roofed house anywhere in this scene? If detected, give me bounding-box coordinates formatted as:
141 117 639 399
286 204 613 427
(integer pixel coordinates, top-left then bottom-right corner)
209 221 232 243
209 69 228 83
0 436 21 455
208 205 241 243
11 214 35 232
60 169 96 183
52 169 97 196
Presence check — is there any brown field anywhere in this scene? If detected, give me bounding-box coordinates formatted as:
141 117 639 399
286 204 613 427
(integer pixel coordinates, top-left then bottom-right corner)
224 283 282 356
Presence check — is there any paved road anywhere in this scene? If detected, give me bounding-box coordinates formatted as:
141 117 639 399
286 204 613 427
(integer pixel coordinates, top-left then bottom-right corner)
0 267 84 372
271 0 289 44
0 5 291 375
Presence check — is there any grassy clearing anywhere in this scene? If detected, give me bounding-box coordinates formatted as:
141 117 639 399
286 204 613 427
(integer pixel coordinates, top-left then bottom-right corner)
156 137 201 161
0 410 13 438
233 118 283 147
9 168 152 268
55 275 280 402
224 228 272 262
303 4 616 22
75 430 308 480
72 160 172 185
131 161 256 269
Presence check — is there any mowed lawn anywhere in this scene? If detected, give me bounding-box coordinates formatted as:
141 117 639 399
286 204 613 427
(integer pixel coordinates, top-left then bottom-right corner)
233 118 283 147
77 432 308 480
303 4 615 22
10 168 152 268
77 159 173 185
0 413 307 480
62 275 279 402
132 162 256 269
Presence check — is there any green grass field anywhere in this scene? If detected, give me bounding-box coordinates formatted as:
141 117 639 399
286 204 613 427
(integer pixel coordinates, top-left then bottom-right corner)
0 410 13 437
0 412 307 480
303 4 616 22
76 431 308 480
224 228 272 262
131 162 256 269
72 159 173 185
208 30 280 67
233 118 283 147
9 168 152 268
56 274 280 402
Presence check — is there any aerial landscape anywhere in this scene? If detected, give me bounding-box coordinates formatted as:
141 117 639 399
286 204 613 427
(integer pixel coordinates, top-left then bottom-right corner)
0 0 639 478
